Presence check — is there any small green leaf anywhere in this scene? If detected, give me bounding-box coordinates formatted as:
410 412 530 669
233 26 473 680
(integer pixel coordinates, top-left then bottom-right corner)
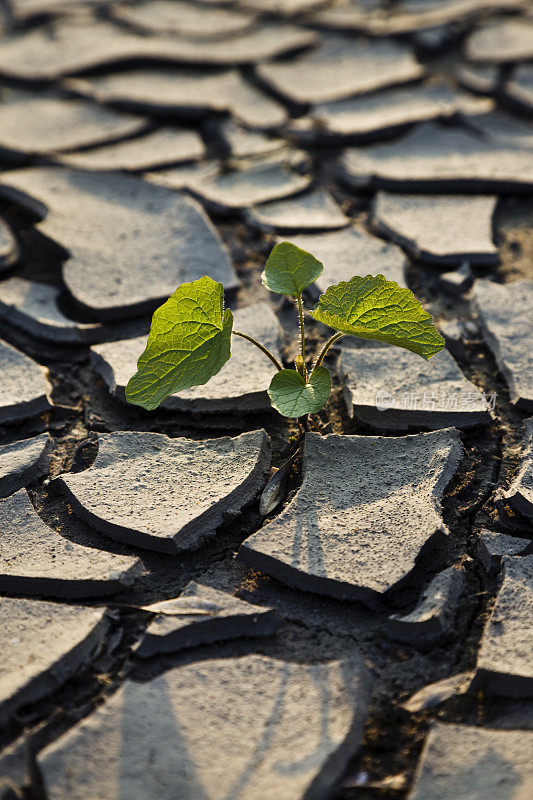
126 276 233 411
311 274 444 360
262 241 323 297
268 367 331 418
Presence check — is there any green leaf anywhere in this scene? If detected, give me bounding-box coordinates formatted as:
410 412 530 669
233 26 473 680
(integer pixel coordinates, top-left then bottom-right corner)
126 276 233 411
262 241 323 297
311 274 444 360
268 367 331 418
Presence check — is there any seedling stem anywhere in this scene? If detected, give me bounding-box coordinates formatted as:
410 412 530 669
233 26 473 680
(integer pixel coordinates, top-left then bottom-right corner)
232 330 283 372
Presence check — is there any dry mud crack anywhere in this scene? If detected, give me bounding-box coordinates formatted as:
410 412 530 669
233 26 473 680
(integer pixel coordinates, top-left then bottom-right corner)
0 2 532 799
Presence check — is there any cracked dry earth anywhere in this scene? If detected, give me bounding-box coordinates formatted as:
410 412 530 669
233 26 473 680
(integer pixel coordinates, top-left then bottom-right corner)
0 1 532 799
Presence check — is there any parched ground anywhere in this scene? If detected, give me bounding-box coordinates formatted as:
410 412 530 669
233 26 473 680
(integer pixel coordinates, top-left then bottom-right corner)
0 1 532 798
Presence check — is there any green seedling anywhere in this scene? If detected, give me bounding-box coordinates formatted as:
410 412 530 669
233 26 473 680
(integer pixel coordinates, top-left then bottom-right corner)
125 241 445 423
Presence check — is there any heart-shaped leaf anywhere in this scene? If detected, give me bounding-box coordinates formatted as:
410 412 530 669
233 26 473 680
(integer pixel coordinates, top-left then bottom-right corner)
268 366 331 418
311 274 444 360
126 276 233 410
262 241 323 297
